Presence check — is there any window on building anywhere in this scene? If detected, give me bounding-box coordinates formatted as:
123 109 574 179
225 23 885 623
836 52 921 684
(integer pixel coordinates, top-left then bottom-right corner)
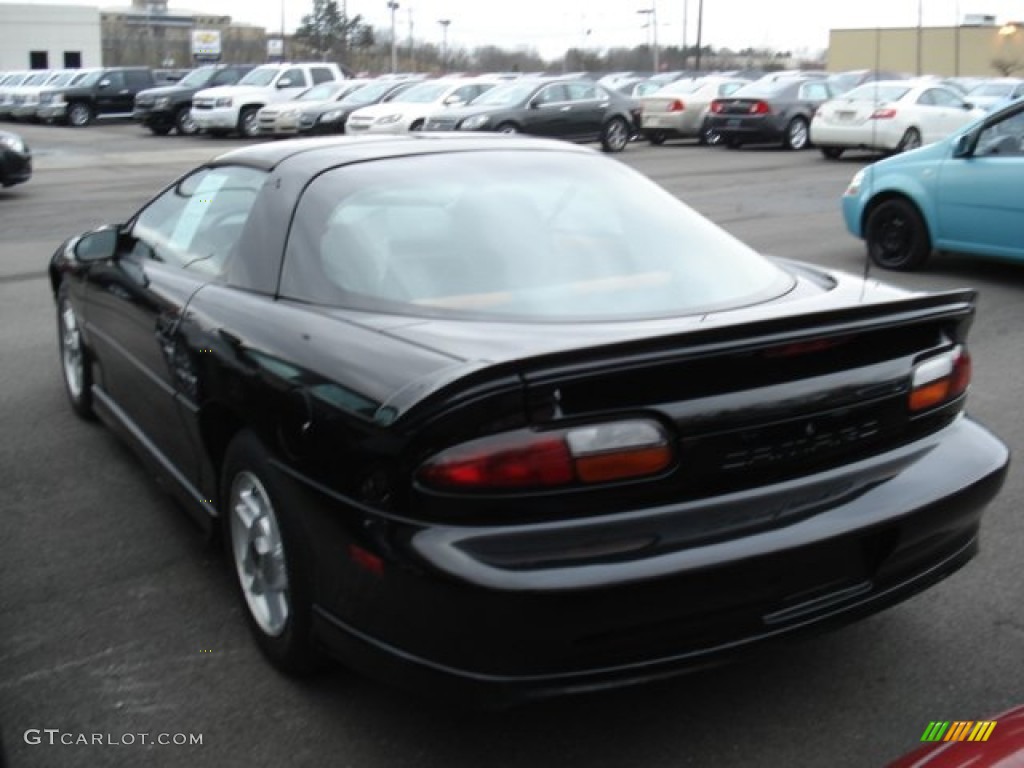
30 51 49 69
64 51 82 68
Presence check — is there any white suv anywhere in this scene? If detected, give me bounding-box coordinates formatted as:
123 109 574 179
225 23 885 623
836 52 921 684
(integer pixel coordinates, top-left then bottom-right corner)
191 62 345 138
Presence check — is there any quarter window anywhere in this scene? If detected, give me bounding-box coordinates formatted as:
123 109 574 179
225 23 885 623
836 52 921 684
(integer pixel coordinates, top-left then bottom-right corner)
310 67 335 84
129 166 267 276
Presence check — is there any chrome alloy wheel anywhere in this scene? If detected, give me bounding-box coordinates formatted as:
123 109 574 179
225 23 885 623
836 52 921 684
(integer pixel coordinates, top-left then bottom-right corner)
230 471 290 637
604 118 629 151
60 302 84 399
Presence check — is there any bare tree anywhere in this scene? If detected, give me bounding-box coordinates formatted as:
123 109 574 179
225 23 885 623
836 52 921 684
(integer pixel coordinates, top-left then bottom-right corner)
991 57 1024 76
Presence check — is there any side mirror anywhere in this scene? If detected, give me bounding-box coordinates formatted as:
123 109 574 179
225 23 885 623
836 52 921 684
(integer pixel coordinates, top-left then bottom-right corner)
276 77 293 89
73 227 119 262
444 96 464 106
98 79 111 89
951 133 973 158
528 98 541 109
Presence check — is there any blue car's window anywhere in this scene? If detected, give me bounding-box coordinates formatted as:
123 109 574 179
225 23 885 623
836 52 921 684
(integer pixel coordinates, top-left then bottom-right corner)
280 151 794 321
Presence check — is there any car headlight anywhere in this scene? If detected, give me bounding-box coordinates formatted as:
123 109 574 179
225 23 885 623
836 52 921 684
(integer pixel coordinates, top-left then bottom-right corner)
0 135 26 153
52 93 65 105
320 109 343 122
215 97 233 108
460 114 490 130
376 114 402 124
155 96 171 109
844 169 866 197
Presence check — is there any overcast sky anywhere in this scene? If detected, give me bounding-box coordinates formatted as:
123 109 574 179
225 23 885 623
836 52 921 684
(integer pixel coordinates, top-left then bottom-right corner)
7 0 1024 57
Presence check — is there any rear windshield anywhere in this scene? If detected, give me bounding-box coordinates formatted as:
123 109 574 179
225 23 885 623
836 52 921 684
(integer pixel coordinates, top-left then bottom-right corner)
280 151 792 321
842 83 912 102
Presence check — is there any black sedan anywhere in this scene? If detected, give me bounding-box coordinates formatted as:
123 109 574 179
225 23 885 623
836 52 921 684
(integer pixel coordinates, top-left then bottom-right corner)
706 75 835 149
422 78 640 152
297 79 420 136
50 135 1008 706
0 130 31 187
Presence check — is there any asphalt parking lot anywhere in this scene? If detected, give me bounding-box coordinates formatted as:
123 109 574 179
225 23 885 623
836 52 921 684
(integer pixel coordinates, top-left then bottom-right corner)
1 121 1021 768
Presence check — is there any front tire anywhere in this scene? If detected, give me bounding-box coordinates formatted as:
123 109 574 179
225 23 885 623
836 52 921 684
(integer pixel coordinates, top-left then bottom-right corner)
495 122 519 134
784 117 810 150
865 198 931 271
57 286 94 419
237 106 260 139
600 116 630 153
176 106 200 136
820 146 844 159
148 124 172 136
67 102 93 127
647 130 666 145
222 431 323 675
409 119 425 131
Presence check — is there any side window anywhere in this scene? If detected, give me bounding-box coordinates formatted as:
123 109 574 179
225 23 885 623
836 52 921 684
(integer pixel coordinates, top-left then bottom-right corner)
976 109 1024 156
534 84 567 105
124 70 150 89
281 68 307 88
452 85 478 103
567 82 598 101
310 67 335 84
101 71 125 90
129 166 267 276
931 88 963 108
917 90 936 106
799 82 829 100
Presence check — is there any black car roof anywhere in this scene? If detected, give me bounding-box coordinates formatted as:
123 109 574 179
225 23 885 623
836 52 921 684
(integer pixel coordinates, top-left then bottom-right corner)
209 134 594 172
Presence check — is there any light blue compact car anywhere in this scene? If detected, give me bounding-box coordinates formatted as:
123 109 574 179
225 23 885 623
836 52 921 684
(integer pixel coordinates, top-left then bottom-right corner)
842 98 1024 270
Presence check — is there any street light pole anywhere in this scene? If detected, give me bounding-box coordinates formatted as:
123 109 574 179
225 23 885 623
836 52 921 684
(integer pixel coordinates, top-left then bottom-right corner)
694 0 704 71
916 0 923 75
438 18 450 73
280 0 286 60
682 0 688 69
636 7 657 73
388 1 400 73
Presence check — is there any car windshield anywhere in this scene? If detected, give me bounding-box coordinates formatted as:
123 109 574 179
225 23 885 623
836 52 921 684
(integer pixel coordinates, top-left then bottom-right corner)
339 81 392 104
394 83 451 103
298 82 340 101
69 70 98 86
48 72 78 87
281 151 793 321
178 67 216 88
969 82 1019 98
842 83 911 102
827 72 866 94
471 83 535 106
238 67 279 87
24 73 50 86
75 71 104 87
661 79 709 95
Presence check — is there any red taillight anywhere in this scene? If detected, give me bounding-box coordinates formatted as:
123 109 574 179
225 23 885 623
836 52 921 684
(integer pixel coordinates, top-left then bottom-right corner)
710 100 724 113
418 419 673 491
870 107 897 119
909 347 971 413
750 101 771 115
668 99 685 112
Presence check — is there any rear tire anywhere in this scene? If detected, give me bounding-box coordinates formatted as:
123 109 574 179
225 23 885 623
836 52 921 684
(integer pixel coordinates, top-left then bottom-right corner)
647 130 666 145
222 430 324 676
600 116 630 152
784 117 810 150
409 119 425 131
820 146 844 159
897 127 922 153
495 122 519 134
865 198 931 271
148 124 172 136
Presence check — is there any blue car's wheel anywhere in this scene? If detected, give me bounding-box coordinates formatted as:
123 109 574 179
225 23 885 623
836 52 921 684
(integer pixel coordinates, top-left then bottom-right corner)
865 198 931 271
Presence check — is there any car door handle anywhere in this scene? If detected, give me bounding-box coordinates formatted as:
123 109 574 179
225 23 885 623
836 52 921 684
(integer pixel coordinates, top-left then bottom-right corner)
560 106 572 112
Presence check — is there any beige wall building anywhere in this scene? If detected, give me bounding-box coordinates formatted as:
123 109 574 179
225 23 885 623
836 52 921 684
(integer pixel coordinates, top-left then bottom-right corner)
829 24 1024 77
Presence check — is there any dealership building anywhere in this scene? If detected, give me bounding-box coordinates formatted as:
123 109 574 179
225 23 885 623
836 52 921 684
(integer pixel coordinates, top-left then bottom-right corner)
829 15 1024 76
0 0 266 70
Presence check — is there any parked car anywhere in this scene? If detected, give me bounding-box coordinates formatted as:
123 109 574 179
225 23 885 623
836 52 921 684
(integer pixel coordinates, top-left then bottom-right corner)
134 64 255 136
37 68 156 126
422 78 639 152
49 134 1007 705
257 80 370 137
706 76 834 149
639 76 749 145
842 97 1024 270
964 78 1024 111
826 69 908 96
812 81 984 159
11 69 89 121
296 79 420 136
191 62 345 138
0 71 51 119
0 130 31 187
346 78 498 134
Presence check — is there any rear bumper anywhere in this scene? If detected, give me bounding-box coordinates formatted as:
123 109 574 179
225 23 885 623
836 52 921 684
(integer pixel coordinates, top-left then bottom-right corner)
293 415 1008 706
811 122 902 151
706 114 787 144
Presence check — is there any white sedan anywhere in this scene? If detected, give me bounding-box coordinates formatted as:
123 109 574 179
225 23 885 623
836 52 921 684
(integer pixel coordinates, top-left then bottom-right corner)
345 79 498 134
638 76 749 145
811 80 985 159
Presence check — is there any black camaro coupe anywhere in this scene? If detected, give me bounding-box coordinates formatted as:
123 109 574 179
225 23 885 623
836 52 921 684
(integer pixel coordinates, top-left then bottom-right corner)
50 134 1008 705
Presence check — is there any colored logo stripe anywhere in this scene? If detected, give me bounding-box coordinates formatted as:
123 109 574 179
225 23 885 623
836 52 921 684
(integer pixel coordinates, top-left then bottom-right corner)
921 721 997 742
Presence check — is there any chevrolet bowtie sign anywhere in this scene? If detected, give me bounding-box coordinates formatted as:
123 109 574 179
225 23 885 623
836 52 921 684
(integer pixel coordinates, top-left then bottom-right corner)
191 30 222 57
